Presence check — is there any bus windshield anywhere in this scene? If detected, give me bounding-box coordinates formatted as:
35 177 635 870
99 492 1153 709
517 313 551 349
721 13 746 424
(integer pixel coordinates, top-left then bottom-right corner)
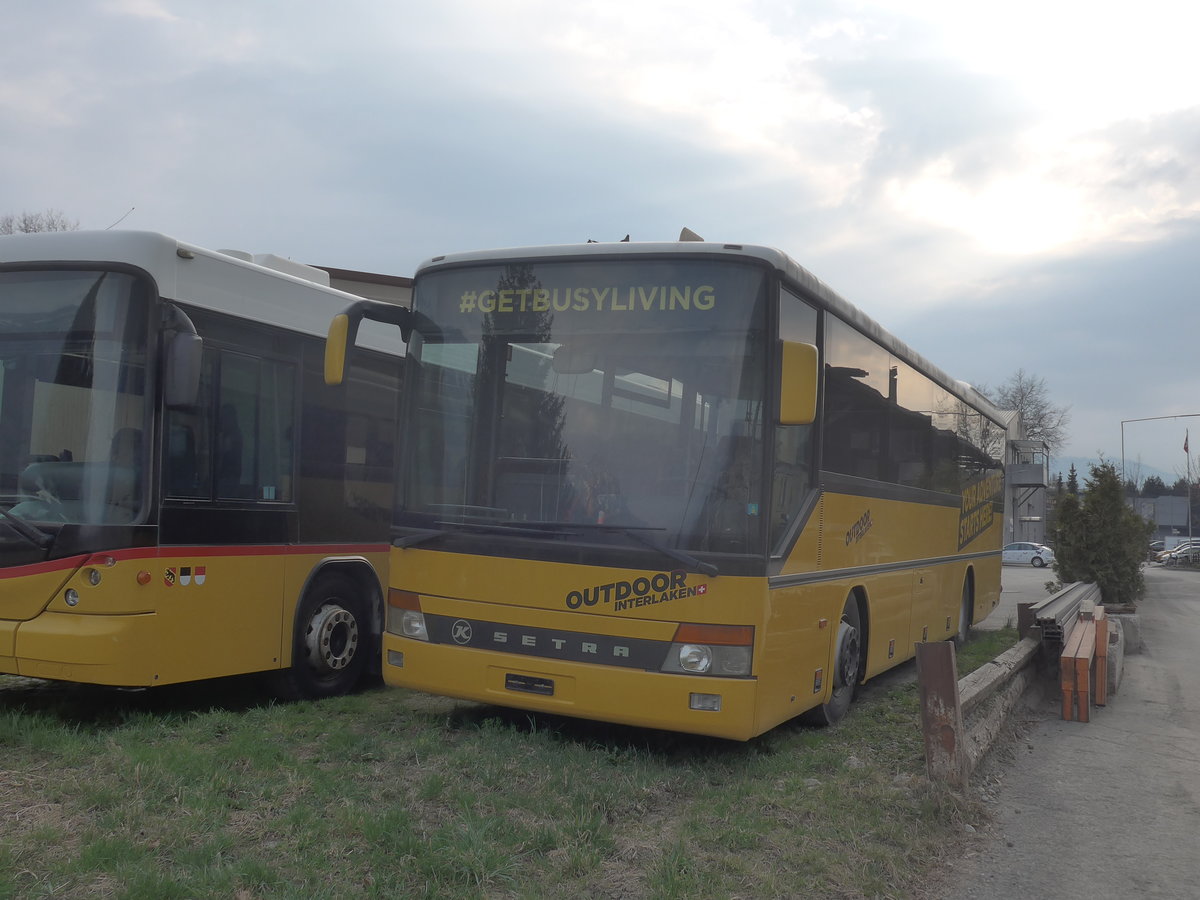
0 269 150 527
401 258 770 559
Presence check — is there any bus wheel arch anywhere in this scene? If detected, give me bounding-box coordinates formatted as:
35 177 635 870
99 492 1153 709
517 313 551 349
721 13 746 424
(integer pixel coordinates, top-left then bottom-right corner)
275 561 382 700
955 568 975 645
802 588 867 727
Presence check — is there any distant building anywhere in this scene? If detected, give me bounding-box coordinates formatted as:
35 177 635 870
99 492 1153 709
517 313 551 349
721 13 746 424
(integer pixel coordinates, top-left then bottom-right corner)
1008 437 1050 545
1135 495 1189 539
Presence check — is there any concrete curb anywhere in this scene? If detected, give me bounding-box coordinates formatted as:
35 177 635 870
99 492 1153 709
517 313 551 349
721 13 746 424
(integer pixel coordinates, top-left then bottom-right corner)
957 637 1040 775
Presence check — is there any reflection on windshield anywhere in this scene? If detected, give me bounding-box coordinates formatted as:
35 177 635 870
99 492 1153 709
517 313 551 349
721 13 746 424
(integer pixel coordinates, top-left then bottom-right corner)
0 269 149 526
408 333 766 554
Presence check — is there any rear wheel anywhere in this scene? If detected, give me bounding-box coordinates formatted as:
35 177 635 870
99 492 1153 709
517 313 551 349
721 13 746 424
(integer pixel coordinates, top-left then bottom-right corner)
955 577 973 645
274 572 369 700
802 595 863 726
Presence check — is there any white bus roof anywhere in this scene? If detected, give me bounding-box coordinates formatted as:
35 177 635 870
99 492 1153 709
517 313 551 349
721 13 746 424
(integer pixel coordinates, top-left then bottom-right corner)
0 230 402 356
415 240 1004 423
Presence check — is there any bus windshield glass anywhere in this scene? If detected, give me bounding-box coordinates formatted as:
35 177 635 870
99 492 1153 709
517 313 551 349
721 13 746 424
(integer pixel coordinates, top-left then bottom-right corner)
402 258 770 558
0 269 150 526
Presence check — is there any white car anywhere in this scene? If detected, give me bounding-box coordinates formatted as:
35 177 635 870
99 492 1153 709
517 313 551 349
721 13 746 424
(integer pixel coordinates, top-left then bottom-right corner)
1002 541 1055 568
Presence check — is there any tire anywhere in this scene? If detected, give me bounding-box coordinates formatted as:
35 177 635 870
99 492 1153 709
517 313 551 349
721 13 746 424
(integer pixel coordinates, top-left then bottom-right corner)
802 595 863 726
954 578 973 645
1032 556 1046 568
274 572 370 700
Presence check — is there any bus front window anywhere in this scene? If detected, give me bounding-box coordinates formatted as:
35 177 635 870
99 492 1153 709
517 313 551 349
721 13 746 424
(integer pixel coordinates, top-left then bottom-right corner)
0 270 150 527
402 259 769 559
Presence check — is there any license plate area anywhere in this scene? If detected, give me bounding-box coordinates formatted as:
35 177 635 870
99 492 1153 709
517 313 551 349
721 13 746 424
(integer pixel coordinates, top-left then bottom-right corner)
505 673 555 696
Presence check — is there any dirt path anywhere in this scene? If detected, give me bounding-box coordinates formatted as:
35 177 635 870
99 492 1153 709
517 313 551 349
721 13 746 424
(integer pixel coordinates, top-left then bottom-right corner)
931 566 1200 899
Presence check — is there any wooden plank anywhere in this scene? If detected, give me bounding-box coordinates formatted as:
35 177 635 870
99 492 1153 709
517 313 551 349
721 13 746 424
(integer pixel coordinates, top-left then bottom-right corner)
1060 619 1088 720
1095 606 1109 706
1073 618 1097 723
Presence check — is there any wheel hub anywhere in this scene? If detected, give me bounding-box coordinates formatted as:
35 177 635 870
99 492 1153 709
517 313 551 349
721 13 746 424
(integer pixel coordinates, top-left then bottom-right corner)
834 620 860 688
305 603 359 674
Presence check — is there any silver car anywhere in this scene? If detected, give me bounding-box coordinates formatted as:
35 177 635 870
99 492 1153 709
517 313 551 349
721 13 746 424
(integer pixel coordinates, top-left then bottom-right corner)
1002 541 1055 568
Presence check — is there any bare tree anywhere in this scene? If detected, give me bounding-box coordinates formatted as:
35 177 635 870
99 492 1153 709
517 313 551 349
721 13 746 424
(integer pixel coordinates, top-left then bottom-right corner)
0 209 79 234
979 369 1071 453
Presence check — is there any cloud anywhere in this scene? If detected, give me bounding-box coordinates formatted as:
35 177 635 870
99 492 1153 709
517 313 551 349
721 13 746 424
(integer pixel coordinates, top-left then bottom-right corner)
893 216 1200 471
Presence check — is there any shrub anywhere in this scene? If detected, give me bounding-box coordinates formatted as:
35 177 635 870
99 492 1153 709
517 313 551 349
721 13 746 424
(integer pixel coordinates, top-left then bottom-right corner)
1053 462 1152 604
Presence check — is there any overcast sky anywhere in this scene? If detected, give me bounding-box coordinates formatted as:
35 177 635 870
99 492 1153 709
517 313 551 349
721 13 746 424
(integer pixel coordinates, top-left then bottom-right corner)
5 1 1199 478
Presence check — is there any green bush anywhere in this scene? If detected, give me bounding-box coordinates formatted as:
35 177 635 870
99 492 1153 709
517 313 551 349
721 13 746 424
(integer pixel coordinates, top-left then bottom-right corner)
1053 461 1152 604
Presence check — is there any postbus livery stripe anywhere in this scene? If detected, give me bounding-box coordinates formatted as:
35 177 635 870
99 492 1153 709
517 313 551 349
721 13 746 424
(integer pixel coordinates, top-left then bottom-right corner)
0 543 389 580
768 549 999 590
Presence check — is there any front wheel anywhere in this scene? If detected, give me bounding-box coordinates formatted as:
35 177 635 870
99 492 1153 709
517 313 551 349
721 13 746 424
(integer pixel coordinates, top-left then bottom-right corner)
1032 556 1046 568
802 595 863 726
274 572 370 700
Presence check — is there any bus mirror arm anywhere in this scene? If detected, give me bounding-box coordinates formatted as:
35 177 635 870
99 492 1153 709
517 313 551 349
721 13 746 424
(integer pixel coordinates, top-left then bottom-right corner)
325 300 413 386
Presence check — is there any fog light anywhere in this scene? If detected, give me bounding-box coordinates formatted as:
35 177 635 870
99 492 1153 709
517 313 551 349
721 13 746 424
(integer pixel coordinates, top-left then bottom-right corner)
87 568 102 586
387 650 405 668
689 692 722 711
64 588 80 607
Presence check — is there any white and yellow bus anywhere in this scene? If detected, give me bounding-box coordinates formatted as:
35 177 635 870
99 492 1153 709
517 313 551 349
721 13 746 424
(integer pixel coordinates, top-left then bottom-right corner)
327 237 1007 739
0 230 402 697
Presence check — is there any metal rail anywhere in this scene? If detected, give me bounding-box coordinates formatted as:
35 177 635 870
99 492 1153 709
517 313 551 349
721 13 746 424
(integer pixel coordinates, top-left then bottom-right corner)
1028 582 1101 643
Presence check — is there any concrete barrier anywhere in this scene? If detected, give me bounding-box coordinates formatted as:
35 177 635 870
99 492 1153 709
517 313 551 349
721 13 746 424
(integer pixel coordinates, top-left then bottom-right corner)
958 637 1040 774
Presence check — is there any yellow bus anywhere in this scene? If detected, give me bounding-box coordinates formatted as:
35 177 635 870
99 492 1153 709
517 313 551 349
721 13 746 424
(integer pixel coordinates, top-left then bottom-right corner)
326 236 1007 739
0 230 402 698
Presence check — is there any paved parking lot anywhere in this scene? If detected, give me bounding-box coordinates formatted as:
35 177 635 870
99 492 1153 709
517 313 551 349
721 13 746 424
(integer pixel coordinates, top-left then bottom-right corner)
976 564 1057 631
935 565 1200 899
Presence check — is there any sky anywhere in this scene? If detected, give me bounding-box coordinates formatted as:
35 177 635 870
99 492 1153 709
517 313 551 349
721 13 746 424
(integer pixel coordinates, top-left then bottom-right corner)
4 0 1199 479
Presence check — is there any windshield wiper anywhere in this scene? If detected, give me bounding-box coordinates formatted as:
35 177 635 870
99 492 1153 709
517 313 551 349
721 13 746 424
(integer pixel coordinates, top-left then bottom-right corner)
394 519 719 577
0 506 54 549
607 526 720 578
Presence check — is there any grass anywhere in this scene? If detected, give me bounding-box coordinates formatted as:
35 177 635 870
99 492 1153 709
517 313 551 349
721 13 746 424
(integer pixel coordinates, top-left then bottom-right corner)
0 629 1019 899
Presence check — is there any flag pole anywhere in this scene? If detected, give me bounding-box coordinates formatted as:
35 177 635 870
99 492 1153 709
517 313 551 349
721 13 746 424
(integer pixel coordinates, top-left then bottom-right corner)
1188 430 1193 544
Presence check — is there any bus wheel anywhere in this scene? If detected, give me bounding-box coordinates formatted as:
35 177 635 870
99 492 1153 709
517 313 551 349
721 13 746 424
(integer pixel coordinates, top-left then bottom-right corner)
955 578 973 646
276 573 368 700
802 596 862 727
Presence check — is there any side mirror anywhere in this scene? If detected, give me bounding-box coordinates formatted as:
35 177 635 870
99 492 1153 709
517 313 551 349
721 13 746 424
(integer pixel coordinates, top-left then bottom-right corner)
325 300 412 385
165 330 203 408
779 341 818 425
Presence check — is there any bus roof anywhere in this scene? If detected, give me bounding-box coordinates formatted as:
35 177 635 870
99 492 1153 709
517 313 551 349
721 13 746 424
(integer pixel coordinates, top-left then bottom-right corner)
0 230 402 355
414 240 1007 426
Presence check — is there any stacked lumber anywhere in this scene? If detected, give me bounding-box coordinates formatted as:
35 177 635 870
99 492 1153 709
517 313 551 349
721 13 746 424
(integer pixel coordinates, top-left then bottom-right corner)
1060 604 1109 722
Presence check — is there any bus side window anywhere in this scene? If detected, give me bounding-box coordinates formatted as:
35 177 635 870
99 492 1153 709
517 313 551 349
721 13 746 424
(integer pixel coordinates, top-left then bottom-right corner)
217 351 295 502
164 353 214 500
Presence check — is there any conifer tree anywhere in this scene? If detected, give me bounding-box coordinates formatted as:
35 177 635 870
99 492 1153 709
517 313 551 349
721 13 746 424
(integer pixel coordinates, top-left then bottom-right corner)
1054 462 1152 604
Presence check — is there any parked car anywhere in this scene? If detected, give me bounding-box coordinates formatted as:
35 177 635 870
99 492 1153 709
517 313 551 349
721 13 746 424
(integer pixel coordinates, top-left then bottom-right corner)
1156 540 1200 564
1164 543 1200 567
1002 541 1055 567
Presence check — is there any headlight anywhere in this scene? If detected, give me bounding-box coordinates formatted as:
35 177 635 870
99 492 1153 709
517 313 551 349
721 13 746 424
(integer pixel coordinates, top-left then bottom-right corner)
660 623 754 676
386 589 428 640
400 610 428 640
677 643 712 673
